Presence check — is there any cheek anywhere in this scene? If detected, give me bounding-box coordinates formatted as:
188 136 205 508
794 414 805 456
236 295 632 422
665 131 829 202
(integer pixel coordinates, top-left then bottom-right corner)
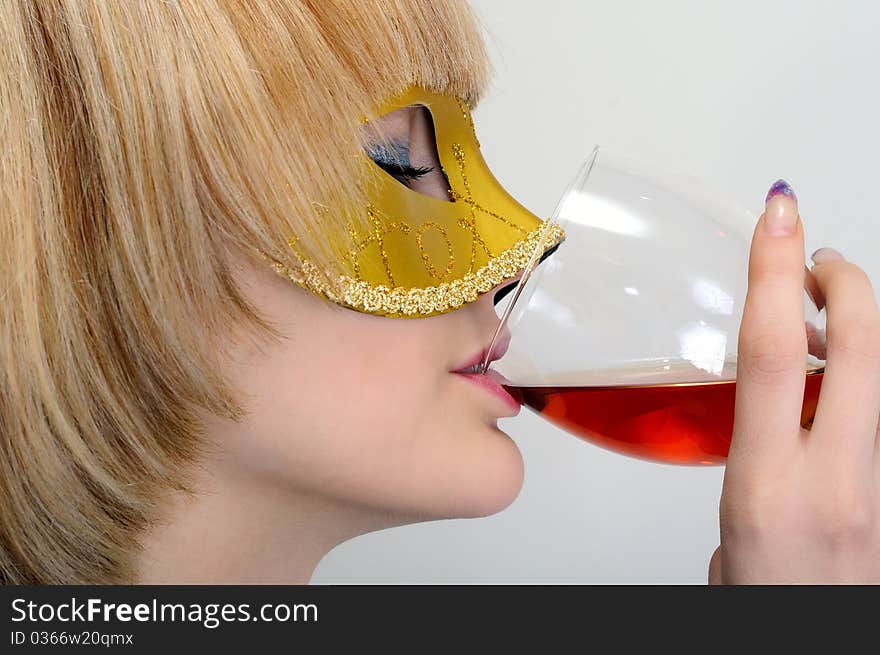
224 327 439 490
292 362 524 519
222 312 524 519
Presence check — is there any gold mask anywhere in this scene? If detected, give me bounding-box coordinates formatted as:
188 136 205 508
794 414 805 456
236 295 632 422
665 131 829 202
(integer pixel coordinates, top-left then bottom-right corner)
266 85 565 318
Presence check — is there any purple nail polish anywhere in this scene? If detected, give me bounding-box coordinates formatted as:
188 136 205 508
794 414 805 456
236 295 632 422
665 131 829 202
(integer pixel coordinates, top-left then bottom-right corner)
810 247 844 264
765 178 797 204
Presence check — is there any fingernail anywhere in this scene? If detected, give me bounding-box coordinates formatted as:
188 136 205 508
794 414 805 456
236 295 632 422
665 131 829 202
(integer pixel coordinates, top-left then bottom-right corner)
810 247 844 264
763 179 798 236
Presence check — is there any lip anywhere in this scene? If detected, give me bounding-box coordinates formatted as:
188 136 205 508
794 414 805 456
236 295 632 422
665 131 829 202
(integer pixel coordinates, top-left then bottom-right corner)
452 368 522 416
451 327 512 374
450 327 519 415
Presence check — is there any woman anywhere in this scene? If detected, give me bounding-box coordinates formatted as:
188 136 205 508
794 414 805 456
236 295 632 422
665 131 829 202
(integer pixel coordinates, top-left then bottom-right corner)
1 0 877 584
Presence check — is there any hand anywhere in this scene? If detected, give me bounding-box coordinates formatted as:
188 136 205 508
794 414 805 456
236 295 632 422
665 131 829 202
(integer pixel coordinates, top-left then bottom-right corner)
709 180 880 584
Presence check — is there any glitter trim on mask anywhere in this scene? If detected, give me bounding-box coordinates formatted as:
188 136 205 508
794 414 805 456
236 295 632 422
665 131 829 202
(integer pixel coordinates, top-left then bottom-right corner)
263 221 565 318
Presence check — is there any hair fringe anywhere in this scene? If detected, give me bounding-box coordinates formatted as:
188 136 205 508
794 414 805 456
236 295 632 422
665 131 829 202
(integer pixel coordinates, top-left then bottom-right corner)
0 0 489 583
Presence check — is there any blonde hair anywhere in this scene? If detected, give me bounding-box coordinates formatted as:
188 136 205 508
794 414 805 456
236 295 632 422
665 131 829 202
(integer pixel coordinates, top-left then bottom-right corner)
0 0 489 584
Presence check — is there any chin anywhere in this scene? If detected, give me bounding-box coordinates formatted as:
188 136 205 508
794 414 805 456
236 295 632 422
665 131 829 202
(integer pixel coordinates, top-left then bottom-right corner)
333 425 525 524
444 425 525 519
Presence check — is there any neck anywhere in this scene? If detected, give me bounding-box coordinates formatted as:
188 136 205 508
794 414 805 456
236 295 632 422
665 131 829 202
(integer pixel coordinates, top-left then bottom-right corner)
136 453 403 584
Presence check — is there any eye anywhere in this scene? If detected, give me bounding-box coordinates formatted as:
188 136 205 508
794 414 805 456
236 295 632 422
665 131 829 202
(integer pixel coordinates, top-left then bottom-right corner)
365 142 430 183
360 105 453 201
365 142 434 186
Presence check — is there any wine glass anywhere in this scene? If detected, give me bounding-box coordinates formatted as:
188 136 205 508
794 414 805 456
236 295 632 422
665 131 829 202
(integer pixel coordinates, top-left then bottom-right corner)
482 146 827 465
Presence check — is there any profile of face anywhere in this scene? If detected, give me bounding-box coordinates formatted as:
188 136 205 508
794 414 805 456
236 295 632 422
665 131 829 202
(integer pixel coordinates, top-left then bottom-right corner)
205 104 527 523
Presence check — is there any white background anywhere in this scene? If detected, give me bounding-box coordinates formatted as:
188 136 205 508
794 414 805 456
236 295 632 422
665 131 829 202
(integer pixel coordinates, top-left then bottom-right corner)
314 0 880 583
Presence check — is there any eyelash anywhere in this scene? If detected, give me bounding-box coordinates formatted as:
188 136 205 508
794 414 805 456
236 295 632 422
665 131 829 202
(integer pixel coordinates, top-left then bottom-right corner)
365 142 434 184
376 161 433 183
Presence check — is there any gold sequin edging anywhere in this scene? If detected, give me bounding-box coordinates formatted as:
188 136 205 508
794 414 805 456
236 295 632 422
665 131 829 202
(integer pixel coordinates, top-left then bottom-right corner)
262 221 565 317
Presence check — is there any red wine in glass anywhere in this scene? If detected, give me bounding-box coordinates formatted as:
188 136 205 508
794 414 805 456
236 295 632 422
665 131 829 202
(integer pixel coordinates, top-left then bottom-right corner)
505 368 824 465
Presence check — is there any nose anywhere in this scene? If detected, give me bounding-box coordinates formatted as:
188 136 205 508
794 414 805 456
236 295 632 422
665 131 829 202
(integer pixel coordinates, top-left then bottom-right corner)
492 239 563 306
468 269 526 362
475 240 563 365
476 267 525 315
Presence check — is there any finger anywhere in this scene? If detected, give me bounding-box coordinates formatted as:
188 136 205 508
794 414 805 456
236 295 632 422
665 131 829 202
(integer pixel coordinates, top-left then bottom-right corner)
730 180 808 464
807 247 880 469
804 264 828 359
804 265 826 311
708 546 723 585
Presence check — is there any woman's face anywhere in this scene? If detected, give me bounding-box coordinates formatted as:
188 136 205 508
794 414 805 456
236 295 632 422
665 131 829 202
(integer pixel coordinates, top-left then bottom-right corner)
209 105 527 520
